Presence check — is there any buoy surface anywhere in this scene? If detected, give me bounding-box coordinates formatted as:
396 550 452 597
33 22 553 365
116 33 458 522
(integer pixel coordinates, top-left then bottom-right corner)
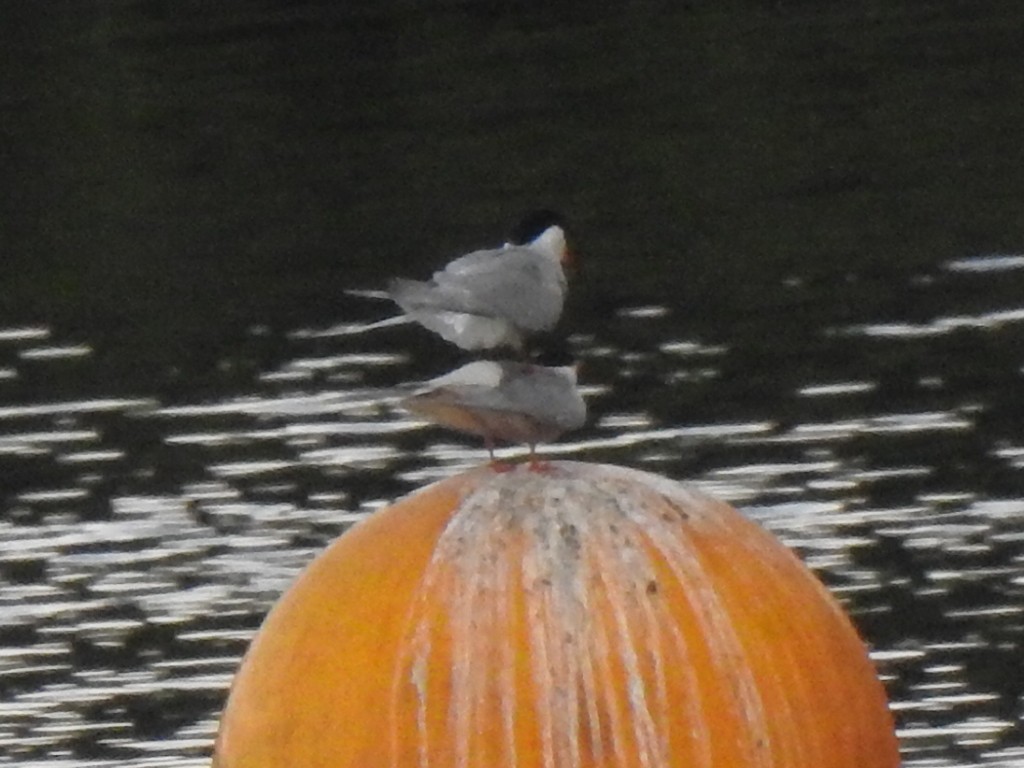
214 462 899 768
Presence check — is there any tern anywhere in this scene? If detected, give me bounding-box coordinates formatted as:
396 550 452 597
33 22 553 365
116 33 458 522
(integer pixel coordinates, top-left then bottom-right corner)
401 360 586 467
349 210 572 353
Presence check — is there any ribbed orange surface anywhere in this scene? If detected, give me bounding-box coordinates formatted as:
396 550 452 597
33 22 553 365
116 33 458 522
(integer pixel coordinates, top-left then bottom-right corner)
213 462 899 768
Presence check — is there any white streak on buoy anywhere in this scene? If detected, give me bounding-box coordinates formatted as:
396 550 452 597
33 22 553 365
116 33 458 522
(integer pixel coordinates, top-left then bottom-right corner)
390 462 775 768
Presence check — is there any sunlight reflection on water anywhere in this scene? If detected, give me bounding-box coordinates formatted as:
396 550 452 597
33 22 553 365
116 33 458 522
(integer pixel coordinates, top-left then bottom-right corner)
1 252 1024 767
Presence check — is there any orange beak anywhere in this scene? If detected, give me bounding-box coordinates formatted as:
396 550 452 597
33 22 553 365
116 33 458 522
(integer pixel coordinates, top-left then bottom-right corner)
561 245 577 271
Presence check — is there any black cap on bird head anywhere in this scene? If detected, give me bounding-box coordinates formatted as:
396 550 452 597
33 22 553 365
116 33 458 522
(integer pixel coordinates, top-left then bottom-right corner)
509 209 575 268
508 209 567 247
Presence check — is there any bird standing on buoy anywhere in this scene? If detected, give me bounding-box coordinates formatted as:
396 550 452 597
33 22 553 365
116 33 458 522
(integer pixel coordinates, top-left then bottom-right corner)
401 360 586 467
351 210 573 353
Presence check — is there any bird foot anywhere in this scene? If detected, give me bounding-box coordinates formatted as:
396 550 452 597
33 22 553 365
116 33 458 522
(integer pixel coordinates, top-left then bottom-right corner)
488 460 516 473
527 459 555 473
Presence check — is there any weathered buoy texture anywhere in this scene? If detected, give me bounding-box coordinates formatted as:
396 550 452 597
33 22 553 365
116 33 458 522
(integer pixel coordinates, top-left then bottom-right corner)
214 462 899 768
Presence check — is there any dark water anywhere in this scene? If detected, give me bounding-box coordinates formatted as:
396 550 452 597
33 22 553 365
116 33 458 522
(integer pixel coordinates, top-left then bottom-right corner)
2 2 1024 766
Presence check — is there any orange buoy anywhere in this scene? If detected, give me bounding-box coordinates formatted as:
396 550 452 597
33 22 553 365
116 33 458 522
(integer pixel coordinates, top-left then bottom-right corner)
213 462 899 768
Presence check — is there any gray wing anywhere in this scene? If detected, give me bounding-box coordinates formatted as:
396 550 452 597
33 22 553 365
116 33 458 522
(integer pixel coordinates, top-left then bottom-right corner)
494 366 587 431
386 250 513 318
423 384 515 414
433 247 566 331
416 366 585 441
436 364 585 429
387 277 522 350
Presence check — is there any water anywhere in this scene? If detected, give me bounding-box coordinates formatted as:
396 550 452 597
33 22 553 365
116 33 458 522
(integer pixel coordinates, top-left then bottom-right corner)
3 252 1024 765
2 2 1024 766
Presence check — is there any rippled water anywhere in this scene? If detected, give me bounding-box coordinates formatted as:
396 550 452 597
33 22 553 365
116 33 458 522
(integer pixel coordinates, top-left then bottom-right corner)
4 0 1024 765
1 252 1023 766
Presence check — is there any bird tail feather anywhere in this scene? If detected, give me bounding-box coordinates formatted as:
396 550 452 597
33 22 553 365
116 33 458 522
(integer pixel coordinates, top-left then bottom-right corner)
344 288 391 300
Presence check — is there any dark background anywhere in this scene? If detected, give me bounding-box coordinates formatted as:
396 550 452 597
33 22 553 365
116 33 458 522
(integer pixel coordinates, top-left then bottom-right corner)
3 1 1021 385
1 2 1023 765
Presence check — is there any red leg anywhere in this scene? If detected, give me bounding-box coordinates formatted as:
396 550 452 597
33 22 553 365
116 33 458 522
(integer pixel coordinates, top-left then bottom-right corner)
486 437 514 472
527 444 552 472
